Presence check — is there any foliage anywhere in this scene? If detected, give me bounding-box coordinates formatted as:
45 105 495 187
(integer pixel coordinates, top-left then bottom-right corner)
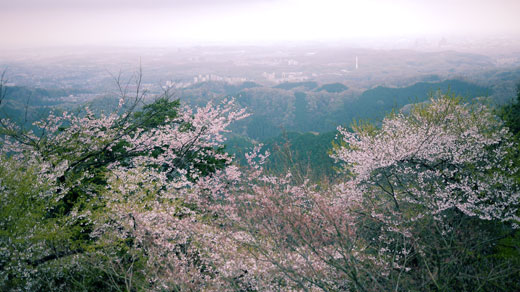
1 79 519 291
263 131 337 181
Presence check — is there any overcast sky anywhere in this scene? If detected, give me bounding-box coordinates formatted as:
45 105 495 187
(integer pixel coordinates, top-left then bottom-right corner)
1 0 519 48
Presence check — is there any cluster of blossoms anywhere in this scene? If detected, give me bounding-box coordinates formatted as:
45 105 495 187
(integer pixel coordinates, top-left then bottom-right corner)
333 96 520 225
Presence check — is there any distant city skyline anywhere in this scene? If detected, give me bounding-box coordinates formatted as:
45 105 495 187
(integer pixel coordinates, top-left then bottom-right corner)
1 0 519 48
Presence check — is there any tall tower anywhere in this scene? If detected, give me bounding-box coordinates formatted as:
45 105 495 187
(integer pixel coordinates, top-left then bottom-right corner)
355 56 359 70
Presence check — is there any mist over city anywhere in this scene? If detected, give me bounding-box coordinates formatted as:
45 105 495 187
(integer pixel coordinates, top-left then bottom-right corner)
1 1 520 291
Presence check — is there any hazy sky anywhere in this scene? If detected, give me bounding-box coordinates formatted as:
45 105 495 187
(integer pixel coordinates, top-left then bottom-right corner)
1 0 519 48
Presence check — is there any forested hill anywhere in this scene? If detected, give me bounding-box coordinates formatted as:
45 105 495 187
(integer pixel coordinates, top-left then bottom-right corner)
229 79 491 140
0 85 90 125
334 79 491 126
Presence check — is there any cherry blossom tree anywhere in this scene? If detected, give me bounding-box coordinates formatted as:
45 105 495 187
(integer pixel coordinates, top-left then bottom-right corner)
330 94 520 290
0 71 249 290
